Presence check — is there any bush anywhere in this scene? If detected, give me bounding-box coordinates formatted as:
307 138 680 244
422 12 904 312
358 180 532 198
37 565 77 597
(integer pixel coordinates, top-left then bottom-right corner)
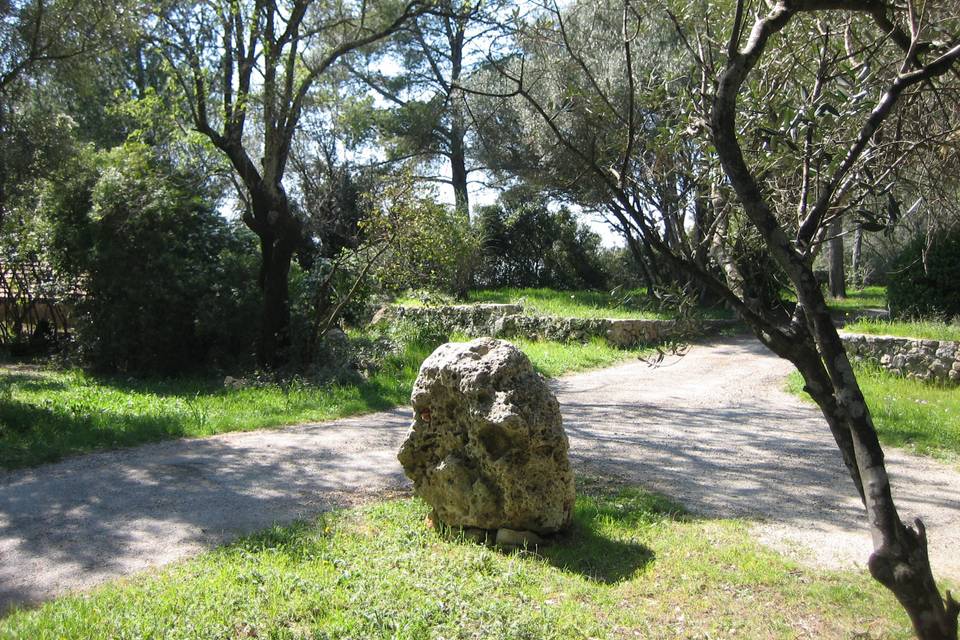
474 188 608 291
50 143 260 374
888 229 960 320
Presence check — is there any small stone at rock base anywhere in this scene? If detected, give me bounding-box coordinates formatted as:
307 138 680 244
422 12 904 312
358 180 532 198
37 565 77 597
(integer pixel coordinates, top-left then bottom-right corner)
495 528 544 549
459 527 490 544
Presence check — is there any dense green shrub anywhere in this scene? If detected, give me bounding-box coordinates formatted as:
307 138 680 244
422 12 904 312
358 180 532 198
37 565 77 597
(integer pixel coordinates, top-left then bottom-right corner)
42 143 259 373
888 229 960 320
732 233 791 313
474 188 608 291
597 247 648 292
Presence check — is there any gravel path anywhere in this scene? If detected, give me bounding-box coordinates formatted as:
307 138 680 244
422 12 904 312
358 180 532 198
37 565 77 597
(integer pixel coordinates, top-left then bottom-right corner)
1 335 958 613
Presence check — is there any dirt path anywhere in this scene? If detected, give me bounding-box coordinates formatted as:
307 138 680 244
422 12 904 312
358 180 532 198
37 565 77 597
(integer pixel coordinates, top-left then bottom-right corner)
2 335 958 613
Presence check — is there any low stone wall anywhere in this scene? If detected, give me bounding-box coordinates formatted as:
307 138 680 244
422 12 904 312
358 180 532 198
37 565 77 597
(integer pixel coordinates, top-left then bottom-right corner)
377 303 523 337
376 303 728 347
842 333 960 384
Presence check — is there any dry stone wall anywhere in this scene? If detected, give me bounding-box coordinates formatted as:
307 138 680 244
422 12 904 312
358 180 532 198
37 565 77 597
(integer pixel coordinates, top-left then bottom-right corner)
842 333 960 385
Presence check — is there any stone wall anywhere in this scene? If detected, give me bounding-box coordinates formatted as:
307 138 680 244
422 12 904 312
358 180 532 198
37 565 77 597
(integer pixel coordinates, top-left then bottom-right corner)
376 304 729 347
842 333 960 385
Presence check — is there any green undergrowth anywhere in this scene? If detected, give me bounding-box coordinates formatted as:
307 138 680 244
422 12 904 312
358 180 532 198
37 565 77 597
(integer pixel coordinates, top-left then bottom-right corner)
787 365 960 460
844 318 960 342
0 483 913 639
0 336 647 470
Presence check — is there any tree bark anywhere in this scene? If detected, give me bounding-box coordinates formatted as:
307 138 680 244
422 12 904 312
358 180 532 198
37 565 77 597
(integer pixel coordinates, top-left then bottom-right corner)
796 276 959 640
450 129 470 217
242 182 305 370
707 5 958 634
828 217 846 298
257 232 296 370
851 223 863 287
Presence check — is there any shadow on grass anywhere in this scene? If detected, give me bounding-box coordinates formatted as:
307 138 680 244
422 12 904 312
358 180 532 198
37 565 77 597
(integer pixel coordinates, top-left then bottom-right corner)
539 517 655 584
0 372 68 393
0 396 190 469
536 486 684 583
443 485 682 585
0 369 414 470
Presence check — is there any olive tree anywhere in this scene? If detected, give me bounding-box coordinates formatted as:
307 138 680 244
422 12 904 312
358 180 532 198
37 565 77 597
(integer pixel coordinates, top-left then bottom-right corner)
482 0 960 636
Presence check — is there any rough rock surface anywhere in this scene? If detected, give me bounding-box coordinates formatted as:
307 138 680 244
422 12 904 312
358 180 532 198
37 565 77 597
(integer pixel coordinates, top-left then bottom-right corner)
398 338 575 534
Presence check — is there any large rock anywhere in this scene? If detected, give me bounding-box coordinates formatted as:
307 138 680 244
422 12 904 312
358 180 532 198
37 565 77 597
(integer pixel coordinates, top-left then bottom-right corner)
398 337 575 534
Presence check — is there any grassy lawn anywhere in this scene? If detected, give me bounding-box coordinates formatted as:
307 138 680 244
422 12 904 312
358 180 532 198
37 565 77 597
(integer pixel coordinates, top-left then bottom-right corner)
397 287 734 321
397 287 668 319
843 318 960 342
0 336 647 470
788 366 960 461
825 285 887 314
0 483 913 639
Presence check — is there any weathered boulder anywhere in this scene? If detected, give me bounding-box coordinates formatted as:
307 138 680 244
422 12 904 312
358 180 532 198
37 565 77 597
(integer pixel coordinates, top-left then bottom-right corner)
398 337 575 534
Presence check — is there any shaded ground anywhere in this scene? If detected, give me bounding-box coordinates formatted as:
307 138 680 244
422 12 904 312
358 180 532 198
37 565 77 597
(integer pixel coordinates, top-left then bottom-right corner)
1 335 958 613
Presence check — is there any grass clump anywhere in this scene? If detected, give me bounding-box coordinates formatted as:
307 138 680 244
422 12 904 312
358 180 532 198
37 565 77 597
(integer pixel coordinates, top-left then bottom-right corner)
844 318 960 342
787 365 960 460
0 484 912 639
0 333 647 470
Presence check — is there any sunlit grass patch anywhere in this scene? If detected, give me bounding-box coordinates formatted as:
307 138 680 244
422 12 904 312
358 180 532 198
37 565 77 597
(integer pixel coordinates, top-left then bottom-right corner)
397 287 667 319
787 365 960 460
397 287 735 321
0 337 648 470
825 285 887 313
843 318 960 342
0 484 912 639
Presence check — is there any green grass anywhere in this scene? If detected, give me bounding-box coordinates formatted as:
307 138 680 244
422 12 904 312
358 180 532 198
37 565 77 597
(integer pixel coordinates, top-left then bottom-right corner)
825 285 887 314
511 336 646 378
398 287 734 321
0 337 647 470
788 365 960 460
0 483 913 639
398 287 670 319
844 318 960 342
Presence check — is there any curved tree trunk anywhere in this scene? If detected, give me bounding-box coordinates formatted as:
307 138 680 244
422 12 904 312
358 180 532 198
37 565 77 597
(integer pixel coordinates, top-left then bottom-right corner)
707 5 960 633
797 277 958 639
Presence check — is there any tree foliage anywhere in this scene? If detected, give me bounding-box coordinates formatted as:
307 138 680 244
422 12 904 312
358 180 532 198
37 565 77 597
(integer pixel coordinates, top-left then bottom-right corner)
44 143 258 373
888 228 960 321
474 187 607 290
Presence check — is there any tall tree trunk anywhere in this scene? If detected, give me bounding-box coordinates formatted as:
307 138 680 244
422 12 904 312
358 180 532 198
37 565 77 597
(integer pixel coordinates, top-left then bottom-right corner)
851 223 863 288
450 130 469 218
257 235 295 370
244 185 304 370
828 217 846 298
449 124 474 300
